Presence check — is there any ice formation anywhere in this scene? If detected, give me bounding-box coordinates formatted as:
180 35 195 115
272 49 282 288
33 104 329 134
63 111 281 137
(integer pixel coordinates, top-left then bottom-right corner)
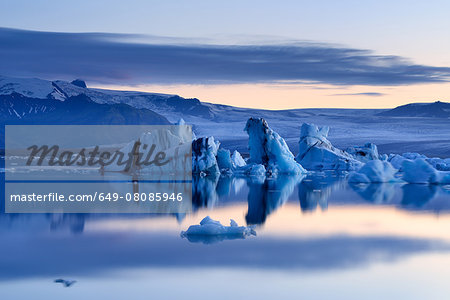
231 150 246 167
402 158 450 184
348 160 398 183
234 163 267 177
244 118 306 175
296 123 362 171
346 143 379 163
427 157 450 171
388 153 450 172
387 154 408 170
180 216 256 239
104 126 192 173
192 137 220 175
216 149 247 172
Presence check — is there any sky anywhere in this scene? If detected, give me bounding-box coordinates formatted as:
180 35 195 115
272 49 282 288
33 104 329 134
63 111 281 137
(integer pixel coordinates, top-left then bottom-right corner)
1 0 450 109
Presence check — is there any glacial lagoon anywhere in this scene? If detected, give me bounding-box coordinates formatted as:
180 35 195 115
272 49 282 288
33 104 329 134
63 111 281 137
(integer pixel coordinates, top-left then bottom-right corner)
1 171 450 300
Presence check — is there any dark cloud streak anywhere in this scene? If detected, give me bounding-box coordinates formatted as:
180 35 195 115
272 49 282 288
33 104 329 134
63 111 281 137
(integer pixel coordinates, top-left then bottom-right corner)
331 92 386 96
1 27 450 86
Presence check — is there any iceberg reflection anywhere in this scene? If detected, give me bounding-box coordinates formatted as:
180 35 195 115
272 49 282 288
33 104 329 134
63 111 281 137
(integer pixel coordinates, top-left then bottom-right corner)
298 172 345 212
349 183 397 204
246 174 304 225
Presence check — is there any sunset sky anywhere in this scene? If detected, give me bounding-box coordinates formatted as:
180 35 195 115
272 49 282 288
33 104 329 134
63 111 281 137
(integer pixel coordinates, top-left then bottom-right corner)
1 0 450 109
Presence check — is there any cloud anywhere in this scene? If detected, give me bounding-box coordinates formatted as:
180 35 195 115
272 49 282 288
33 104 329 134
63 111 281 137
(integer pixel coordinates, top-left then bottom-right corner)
0 232 448 279
1 27 450 86
331 92 385 97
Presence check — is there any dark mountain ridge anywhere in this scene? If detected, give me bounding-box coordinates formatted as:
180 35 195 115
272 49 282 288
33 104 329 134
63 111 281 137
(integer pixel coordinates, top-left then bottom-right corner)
378 101 450 118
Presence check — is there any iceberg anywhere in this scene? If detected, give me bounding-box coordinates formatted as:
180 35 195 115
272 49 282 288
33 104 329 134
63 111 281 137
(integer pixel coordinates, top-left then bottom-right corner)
234 163 266 177
348 160 398 183
388 152 450 172
346 143 379 163
425 157 450 171
296 123 362 171
216 148 247 172
231 150 246 167
103 126 192 174
192 137 220 175
387 154 407 170
244 118 306 175
181 216 256 244
402 158 450 184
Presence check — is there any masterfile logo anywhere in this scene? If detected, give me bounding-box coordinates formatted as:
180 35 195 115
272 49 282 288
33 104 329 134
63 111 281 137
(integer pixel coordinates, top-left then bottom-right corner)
5 125 192 213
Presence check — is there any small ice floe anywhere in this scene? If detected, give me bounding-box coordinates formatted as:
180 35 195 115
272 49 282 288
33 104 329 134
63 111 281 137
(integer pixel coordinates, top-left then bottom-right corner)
181 216 256 244
348 160 398 183
54 278 77 287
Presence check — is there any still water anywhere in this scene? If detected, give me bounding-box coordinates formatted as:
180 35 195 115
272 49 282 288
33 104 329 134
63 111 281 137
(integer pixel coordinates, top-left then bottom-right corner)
1 172 450 300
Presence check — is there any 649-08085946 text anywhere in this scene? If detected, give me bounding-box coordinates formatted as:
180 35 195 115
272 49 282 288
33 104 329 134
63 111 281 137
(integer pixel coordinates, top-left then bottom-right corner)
9 192 185 203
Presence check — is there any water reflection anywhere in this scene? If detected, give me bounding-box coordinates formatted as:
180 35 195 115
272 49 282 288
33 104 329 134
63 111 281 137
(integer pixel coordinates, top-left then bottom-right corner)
1 172 449 233
298 172 345 212
402 184 438 207
349 183 397 204
246 174 305 225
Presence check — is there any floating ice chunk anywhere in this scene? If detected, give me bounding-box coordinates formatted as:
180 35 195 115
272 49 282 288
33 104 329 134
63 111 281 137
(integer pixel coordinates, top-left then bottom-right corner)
175 118 195 141
425 157 450 171
244 118 306 175
234 163 266 177
402 158 450 184
192 137 220 175
103 126 191 173
348 160 398 183
296 123 362 171
348 172 371 184
216 149 247 172
388 153 450 172
387 154 408 170
402 152 427 160
346 143 379 163
180 216 256 244
231 150 246 167
216 149 234 171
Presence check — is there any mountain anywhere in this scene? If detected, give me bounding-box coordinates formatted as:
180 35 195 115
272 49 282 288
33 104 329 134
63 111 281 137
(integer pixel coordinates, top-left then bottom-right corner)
0 93 170 125
378 101 450 118
1 75 449 157
0 75 214 121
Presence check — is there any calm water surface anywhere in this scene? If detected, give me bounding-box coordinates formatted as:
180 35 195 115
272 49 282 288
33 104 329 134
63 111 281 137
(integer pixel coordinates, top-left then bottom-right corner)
1 172 450 300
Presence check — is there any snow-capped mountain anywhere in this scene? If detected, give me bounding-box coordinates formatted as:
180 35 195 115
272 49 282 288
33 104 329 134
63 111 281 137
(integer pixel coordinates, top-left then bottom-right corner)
1 75 449 157
0 75 214 121
0 93 169 125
